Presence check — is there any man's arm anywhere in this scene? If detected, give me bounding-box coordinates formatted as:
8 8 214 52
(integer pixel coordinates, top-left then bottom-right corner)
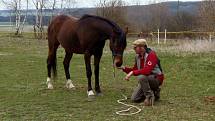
122 62 137 74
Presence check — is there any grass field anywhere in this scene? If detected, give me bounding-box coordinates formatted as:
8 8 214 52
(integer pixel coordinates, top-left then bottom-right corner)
0 34 215 121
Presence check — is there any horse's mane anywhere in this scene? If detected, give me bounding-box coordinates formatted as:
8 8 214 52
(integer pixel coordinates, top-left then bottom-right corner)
80 14 123 34
80 14 126 45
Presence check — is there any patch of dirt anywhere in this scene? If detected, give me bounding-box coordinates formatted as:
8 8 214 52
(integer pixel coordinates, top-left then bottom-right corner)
204 96 215 103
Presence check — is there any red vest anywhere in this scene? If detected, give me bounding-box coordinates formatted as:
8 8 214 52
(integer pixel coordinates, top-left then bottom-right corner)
123 50 164 85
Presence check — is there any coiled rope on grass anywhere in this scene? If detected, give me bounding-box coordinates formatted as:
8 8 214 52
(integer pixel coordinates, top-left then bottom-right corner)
116 94 142 116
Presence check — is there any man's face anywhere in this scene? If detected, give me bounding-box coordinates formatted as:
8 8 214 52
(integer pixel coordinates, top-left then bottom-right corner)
133 45 145 54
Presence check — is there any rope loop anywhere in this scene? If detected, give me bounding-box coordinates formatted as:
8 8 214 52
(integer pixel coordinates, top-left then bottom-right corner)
116 94 142 116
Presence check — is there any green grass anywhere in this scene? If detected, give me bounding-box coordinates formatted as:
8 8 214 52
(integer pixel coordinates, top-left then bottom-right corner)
0 35 215 121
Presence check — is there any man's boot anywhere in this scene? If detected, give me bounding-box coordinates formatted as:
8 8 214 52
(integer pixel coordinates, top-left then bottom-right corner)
143 93 155 106
154 87 161 101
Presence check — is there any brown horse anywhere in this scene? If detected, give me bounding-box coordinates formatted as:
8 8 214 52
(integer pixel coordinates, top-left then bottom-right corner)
46 14 127 97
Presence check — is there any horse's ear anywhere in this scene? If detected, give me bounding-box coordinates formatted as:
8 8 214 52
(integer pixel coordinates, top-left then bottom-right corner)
124 26 128 35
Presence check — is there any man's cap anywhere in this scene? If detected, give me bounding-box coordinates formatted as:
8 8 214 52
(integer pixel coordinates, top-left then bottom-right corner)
132 39 147 47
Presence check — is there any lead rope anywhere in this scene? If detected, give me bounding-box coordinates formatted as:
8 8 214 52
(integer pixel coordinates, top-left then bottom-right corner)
112 53 142 116
115 94 142 116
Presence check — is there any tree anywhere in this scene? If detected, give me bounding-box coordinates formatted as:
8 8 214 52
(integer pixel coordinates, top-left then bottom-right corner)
47 0 57 21
20 0 29 34
32 0 47 39
95 0 128 27
53 0 77 14
2 0 28 35
147 2 170 31
136 1 170 32
198 0 215 31
129 0 171 32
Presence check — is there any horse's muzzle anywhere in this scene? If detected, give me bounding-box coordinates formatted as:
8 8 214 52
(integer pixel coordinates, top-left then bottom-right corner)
114 56 123 67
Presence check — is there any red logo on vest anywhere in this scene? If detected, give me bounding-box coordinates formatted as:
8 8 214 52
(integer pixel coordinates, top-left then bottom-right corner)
147 61 152 65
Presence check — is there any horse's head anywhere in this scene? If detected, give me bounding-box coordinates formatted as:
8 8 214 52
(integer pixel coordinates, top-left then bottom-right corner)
110 27 128 67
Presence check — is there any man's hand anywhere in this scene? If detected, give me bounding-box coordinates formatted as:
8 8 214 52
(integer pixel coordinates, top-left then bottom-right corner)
125 71 133 81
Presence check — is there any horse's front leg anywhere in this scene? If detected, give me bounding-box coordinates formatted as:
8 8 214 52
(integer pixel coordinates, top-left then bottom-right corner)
84 51 94 97
94 54 102 96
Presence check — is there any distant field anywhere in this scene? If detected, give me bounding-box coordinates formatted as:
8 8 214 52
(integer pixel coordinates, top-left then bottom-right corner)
0 25 48 33
0 34 214 120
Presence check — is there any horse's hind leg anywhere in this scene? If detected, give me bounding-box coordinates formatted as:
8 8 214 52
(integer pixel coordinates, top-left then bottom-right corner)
46 41 59 89
64 51 75 89
84 51 94 97
94 53 102 96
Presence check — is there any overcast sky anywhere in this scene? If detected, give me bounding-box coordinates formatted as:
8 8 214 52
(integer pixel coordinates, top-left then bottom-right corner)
0 0 202 10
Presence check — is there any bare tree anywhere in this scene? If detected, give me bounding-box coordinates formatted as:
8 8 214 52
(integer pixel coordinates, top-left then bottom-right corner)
49 0 57 21
198 0 215 31
2 0 22 35
57 0 77 14
127 0 170 33
20 0 29 34
133 0 141 5
95 0 128 27
32 0 48 39
143 1 170 32
65 0 77 8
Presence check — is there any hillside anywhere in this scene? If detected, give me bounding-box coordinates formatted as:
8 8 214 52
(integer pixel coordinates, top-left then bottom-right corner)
0 1 201 31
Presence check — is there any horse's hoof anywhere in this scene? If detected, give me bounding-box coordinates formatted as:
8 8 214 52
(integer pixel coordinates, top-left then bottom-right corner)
47 77 53 89
87 90 95 101
66 79 75 89
47 83 53 89
66 84 75 90
87 90 95 96
96 92 103 96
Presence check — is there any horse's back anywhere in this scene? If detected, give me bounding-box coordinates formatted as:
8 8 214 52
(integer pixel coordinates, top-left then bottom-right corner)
48 15 83 53
48 15 77 37
48 15 76 43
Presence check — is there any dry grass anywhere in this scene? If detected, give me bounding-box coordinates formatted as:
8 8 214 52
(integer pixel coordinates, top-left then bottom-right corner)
152 39 215 54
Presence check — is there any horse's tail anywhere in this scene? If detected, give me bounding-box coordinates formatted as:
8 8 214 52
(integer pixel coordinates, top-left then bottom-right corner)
47 19 60 79
47 45 59 79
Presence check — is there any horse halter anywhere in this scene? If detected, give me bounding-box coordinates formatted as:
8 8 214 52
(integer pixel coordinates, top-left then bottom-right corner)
111 31 125 57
